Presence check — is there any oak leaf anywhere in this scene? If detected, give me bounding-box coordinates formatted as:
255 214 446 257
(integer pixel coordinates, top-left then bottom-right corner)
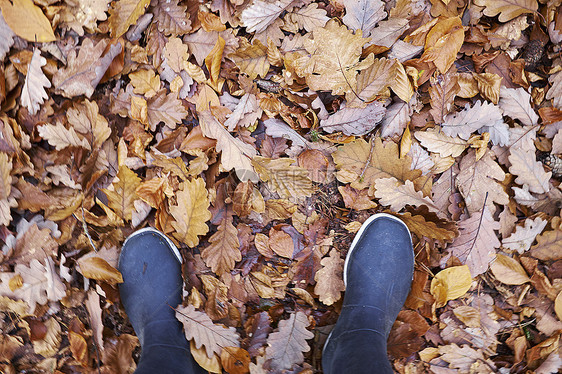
285 3 329 33
60 0 109 36
265 311 314 371
332 138 428 196
20 49 50 116
502 217 547 254
490 254 530 285
0 153 14 227
374 177 441 214
508 146 551 194
338 185 377 211
314 249 345 306
0 10 14 60
414 127 468 158
499 87 539 126
320 101 386 136
152 0 191 35
529 228 562 261
201 215 241 275
241 0 296 34
456 150 509 213
108 0 150 38
53 38 123 98
198 110 257 182
176 304 240 358
546 70 562 109
184 29 239 65
474 72 502 104
437 344 496 373
129 69 160 98
473 0 538 22
428 72 460 124
147 89 188 131
223 93 262 131
170 178 212 247
251 156 313 199
67 99 111 149
0 0 56 42
103 165 141 221
444 206 500 276
37 122 91 151
294 19 374 96
442 101 505 141
398 210 459 247
228 38 270 79
380 99 411 138
420 17 464 73
342 0 386 36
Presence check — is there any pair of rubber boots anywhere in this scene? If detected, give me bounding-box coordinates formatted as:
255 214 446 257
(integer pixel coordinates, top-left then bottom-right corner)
118 213 414 373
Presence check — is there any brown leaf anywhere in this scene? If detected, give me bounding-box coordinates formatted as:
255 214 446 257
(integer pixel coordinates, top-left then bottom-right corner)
428 72 460 124
490 254 530 285
201 215 241 275
0 0 56 42
220 346 250 374
473 0 538 22
314 248 345 306
69 331 88 366
170 178 212 247
529 228 562 260
268 228 294 259
108 0 150 38
77 257 124 285
265 311 314 371
103 165 141 221
421 17 465 73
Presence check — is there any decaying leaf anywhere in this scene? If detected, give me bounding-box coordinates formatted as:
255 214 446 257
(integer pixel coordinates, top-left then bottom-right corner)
314 249 345 305
20 49 50 115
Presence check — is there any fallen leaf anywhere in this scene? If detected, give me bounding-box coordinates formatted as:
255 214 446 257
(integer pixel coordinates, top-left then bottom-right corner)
374 177 441 214
251 156 313 199
20 48 50 115
499 87 539 126
201 215 241 276
0 0 56 42
320 101 386 136
241 0 295 34
421 17 465 73
37 122 90 151
502 217 547 254
220 346 250 374
442 101 504 141
430 265 472 308
102 165 141 221
473 0 538 22
108 0 150 38
170 178 212 247
152 0 191 35
414 127 468 158
490 254 530 285
176 304 240 358
314 248 345 306
342 0 386 36
508 146 552 194
428 72 460 124
265 311 314 371
77 257 124 285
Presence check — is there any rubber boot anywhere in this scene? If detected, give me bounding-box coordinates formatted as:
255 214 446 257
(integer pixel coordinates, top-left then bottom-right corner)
322 213 414 374
118 228 204 374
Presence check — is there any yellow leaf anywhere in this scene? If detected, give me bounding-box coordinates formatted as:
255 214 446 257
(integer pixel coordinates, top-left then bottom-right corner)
430 265 472 308
229 38 270 79
170 178 211 247
392 60 414 102
0 0 56 42
129 69 160 98
345 57 396 107
473 72 502 104
421 17 464 73
473 0 538 22
490 254 530 285
205 35 225 85
67 99 112 149
108 0 150 38
103 165 141 221
294 19 373 96
78 257 124 285
400 125 412 158
251 156 314 199
130 96 148 125
190 341 222 373
201 216 241 275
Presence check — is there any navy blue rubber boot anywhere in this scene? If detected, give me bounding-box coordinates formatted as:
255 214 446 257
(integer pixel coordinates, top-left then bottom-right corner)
322 213 414 374
118 228 204 374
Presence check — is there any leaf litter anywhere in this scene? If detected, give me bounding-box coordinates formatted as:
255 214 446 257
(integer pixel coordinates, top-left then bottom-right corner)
0 0 561 373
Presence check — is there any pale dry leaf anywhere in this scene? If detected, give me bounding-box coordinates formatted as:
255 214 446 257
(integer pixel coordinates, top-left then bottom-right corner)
442 101 504 141
320 101 386 136
443 206 500 276
508 146 551 194
37 122 91 151
85 290 104 352
535 352 562 374
184 29 239 65
456 150 509 213
346 58 396 107
314 248 345 306
367 18 409 48
499 87 538 126
198 110 257 182
223 93 262 131
437 343 496 373
286 2 329 33
60 0 109 36
20 48 51 115
176 304 240 359
146 89 188 131
265 311 314 371
490 254 530 285
228 38 270 79
67 99 111 149
0 151 13 227
408 142 435 175
502 216 547 254
170 178 212 247
108 0 150 38
342 0 386 36
473 0 538 23
201 216 241 276
32 316 61 357
241 0 296 33
152 0 191 35
380 99 411 138
0 0 56 42
415 127 468 158
529 228 562 261
0 11 14 61
546 70 562 109
429 73 460 125
374 177 441 214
